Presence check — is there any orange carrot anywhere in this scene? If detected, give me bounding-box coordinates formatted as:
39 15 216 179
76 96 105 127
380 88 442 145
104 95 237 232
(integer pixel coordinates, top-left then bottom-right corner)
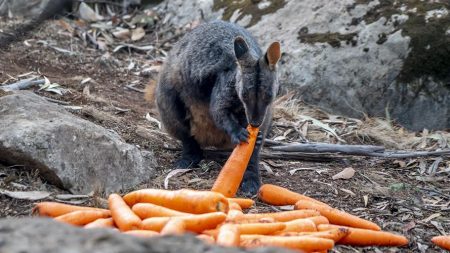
141 212 227 233
278 227 350 242
275 218 317 234
431 235 450 250
306 216 329 226
54 210 110 226
240 235 334 252
318 224 408 246
231 210 320 222
123 189 228 214
228 198 254 209
295 200 380 231
84 217 115 229
33 202 110 217
108 193 142 231
131 203 190 219
197 234 216 244
228 201 243 212
123 230 159 237
217 224 240 247
206 223 286 238
160 219 186 235
211 125 259 197
226 217 276 224
258 184 329 206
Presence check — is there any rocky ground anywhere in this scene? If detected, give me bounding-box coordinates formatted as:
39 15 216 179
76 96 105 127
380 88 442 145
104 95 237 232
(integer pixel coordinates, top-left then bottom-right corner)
0 4 449 253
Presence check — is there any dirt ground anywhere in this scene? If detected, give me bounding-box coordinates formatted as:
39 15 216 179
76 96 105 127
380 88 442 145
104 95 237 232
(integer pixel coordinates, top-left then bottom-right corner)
0 17 449 253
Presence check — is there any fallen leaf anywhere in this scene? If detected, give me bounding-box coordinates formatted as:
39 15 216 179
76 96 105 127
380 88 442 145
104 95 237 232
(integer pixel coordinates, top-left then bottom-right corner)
131 27 146 41
340 188 356 196
79 2 102 22
112 28 131 40
164 169 192 189
278 205 294 211
289 167 316 175
332 167 355 180
421 213 441 223
363 195 369 207
0 190 50 200
55 194 90 200
145 113 162 129
402 220 415 232
260 162 274 175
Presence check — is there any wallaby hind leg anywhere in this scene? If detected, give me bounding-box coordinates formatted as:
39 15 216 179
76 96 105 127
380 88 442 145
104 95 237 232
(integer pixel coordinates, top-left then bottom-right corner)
157 85 203 169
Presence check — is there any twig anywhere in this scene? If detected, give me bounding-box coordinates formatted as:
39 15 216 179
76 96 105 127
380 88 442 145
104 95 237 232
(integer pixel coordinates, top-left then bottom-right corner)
271 143 385 155
45 97 71 105
0 78 45 91
125 84 144 93
373 150 450 158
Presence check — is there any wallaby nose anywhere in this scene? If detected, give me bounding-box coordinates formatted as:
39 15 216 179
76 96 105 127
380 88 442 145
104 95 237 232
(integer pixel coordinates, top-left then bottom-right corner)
250 121 262 128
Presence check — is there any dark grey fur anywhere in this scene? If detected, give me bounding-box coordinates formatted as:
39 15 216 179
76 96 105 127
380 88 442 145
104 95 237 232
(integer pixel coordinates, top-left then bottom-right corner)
156 20 280 196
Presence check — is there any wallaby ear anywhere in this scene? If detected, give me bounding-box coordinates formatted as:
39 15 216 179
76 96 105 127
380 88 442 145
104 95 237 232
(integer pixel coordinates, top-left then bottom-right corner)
265 41 281 70
234 36 249 60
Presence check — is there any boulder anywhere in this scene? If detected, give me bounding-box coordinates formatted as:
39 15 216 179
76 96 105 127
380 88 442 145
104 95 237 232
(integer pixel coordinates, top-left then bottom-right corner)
0 91 156 194
0 218 292 253
157 0 450 131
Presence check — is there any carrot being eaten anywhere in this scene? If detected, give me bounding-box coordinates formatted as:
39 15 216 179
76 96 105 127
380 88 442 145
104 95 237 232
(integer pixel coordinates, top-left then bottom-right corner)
295 200 381 231
431 235 450 250
54 210 110 226
318 224 409 246
123 189 229 214
33 202 110 217
211 125 259 197
108 193 142 231
258 184 329 206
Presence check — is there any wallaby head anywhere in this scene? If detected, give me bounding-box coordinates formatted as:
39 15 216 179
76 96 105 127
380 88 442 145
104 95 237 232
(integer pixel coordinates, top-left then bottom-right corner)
234 37 281 127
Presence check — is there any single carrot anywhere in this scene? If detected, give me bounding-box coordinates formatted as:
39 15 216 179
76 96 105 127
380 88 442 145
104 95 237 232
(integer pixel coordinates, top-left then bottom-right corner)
54 210 110 226
431 235 450 250
306 216 329 226
226 217 276 224
228 201 243 212
123 230 159 237
274 218 317 234
295 200 380 231
108 193 142 231
141 212 226 233
217 224 240 247
206 223 286 238
230 210 320 222
197 234 216 244
84 217 115 229
318 224 409 246
240 235 334 252
33 202 110 217
131 203 190 219
228 198 254 209
258 184 329 206
211 125 259 197
123 189 228 214
278 227 350 242
160 218 186 235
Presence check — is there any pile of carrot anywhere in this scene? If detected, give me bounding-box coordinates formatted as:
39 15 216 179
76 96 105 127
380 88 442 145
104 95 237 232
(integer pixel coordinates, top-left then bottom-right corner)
30 125 446 251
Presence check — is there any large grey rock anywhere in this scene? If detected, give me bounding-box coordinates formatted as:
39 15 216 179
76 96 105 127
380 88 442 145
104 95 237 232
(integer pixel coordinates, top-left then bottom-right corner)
0 91 156 194
157 0 450 131
0 218 293 253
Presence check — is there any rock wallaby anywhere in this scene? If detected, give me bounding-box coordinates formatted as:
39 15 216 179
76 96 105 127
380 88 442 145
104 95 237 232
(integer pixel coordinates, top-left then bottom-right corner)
154 20 281 196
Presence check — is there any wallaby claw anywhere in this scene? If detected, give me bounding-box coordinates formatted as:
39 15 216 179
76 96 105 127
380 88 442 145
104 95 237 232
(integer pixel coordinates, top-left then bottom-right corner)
255 130 263 146
231 127 249 144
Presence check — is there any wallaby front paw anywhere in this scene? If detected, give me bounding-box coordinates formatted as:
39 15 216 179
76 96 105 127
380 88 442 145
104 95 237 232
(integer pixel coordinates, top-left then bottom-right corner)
230 127 249 144
174 154 202 169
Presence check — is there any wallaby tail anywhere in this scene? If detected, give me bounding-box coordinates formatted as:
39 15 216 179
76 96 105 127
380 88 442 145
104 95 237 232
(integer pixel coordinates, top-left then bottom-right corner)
144 80 157 107
0 0 73 49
